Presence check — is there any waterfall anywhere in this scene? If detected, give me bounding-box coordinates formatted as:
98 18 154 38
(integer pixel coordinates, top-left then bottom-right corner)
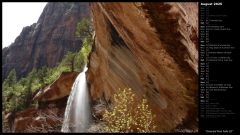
61 66 91 132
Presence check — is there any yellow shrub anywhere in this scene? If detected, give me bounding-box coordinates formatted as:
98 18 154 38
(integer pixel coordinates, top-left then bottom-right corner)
102 88 156 133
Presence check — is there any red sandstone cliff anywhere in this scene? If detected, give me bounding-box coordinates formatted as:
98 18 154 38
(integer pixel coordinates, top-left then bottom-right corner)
2 3 90 80
87 2 198 132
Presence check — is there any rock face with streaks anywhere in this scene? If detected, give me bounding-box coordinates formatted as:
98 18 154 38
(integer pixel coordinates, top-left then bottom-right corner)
2 2 90 80
87 2 198 132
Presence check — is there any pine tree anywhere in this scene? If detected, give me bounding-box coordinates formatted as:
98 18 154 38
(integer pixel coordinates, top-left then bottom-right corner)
37 66 48 86
61 51 77 72
4 69 17 88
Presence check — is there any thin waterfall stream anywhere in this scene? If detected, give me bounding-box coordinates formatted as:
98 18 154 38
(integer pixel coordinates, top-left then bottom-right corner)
61 66 91 132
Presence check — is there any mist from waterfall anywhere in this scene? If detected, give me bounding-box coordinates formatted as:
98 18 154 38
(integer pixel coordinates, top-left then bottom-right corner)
61 66 91 132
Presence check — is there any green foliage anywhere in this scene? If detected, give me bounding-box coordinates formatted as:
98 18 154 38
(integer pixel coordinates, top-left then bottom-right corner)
3 69 17 88
81 38 91 61
61 51 77 72
61 38 92 72
37 66 49 85
76 18 93 39
3 69 17 111
3 69 36 112
102 88 157 133
74 37 92 70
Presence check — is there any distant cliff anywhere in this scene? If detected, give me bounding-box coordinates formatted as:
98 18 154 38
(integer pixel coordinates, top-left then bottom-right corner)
2 2 90 80
87 2 198 132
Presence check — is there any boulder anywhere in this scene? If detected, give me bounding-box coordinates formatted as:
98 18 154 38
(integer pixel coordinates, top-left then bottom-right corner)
33 71 79 102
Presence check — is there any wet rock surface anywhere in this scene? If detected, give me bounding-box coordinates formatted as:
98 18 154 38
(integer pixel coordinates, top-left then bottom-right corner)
87 2 198 132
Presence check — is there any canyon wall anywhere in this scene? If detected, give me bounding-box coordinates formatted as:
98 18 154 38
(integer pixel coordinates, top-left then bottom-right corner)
2 2 90 80
87 2 198 132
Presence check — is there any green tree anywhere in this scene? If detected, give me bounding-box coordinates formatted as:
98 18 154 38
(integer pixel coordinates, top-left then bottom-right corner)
37 66 49 86
3 69 17 111
61 51 77 72
27 69 41 92
3 69 17 88
23 70 35 108
76 18 93 39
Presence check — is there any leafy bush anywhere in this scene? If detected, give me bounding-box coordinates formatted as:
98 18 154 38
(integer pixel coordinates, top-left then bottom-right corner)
102 88 157 133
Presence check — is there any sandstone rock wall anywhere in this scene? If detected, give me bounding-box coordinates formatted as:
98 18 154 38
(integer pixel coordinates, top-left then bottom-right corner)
33 71 79 102
87 2 198 132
